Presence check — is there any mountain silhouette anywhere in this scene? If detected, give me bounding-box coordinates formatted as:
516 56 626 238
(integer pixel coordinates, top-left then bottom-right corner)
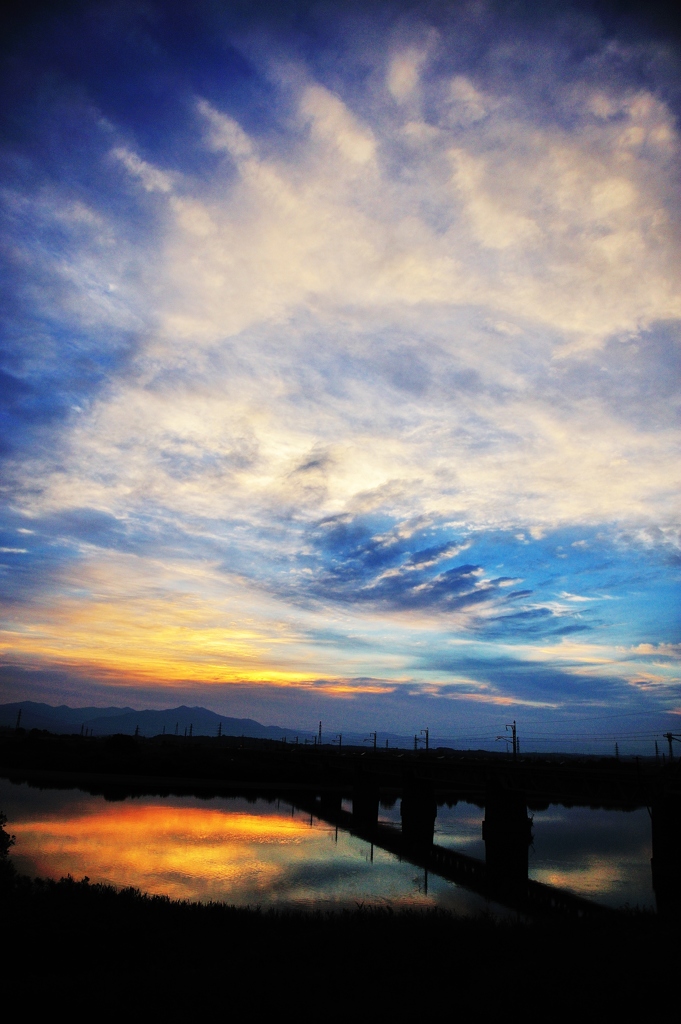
0 701 314 740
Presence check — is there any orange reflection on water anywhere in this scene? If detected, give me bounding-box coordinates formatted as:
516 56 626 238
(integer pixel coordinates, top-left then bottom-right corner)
13 803 331 903
531 859 626 895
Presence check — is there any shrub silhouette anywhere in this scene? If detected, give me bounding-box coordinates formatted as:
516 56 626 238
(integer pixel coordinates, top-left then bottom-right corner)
0 811 15 857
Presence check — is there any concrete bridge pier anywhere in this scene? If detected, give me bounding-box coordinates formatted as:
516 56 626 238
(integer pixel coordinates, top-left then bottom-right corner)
319 791 343 816
401 785 437 849
353 785 379 827
483 785 533 900
651 792 681 917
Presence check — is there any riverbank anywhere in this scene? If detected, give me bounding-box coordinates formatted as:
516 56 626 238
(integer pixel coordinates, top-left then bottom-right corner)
1 852 672 1012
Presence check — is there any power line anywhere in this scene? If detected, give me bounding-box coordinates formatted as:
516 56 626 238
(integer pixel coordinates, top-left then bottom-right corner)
558 710 681 722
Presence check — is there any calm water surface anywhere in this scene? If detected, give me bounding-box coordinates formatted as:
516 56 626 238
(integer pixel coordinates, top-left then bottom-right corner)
0 779 654 912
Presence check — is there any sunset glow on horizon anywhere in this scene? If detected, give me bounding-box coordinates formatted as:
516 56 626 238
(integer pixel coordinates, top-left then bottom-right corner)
1 1 679 746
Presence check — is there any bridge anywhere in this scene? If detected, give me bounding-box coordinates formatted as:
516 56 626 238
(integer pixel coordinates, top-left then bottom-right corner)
3 732 680 917
288 776 681 919
289 788 612 919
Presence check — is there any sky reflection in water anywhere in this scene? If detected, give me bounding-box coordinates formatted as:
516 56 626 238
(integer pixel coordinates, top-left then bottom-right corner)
432 802 653 909
0 780 654 911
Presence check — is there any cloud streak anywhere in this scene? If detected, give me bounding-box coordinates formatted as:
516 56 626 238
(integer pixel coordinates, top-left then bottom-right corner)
0 1 679 739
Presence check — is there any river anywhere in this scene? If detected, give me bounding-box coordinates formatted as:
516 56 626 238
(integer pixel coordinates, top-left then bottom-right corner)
0 777 654 912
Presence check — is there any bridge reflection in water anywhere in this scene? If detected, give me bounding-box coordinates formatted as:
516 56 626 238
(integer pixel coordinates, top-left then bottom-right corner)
651 794 681 917
2 771 675 915
293 782 679 918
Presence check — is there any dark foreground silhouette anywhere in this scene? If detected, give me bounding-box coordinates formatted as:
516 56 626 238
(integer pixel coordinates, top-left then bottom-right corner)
0 814 676 1013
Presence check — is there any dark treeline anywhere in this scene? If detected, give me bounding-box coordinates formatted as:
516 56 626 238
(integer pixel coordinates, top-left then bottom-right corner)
0 815 674 1013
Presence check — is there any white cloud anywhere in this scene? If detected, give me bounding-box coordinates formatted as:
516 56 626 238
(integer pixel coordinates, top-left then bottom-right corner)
387 49 426 101
111 147 175 193
448 76 491 124
300 85 376 164
197 98 254 160
10 45 681 554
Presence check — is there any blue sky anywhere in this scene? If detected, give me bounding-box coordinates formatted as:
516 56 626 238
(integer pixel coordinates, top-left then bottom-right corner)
1 0 680 749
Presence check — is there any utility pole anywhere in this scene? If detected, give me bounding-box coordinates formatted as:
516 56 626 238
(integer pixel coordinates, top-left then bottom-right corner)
498 721 517 759
217 721 222 738
318 721 322 746
615 741 619 760
662 733 681 761
655 739 659 762
15 709 22 731
421 727 429 752
414 734 418 751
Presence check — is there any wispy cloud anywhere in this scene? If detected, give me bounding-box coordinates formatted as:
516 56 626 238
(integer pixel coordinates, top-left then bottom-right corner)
0 1 679 736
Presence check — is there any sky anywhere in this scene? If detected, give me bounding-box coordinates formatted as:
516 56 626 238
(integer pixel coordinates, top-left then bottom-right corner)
1 0 680 749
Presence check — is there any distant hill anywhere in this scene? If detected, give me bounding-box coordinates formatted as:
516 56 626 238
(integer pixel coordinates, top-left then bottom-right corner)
0 700 509 751
0 701 315 741
0 702 432 748
0 702 137 733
